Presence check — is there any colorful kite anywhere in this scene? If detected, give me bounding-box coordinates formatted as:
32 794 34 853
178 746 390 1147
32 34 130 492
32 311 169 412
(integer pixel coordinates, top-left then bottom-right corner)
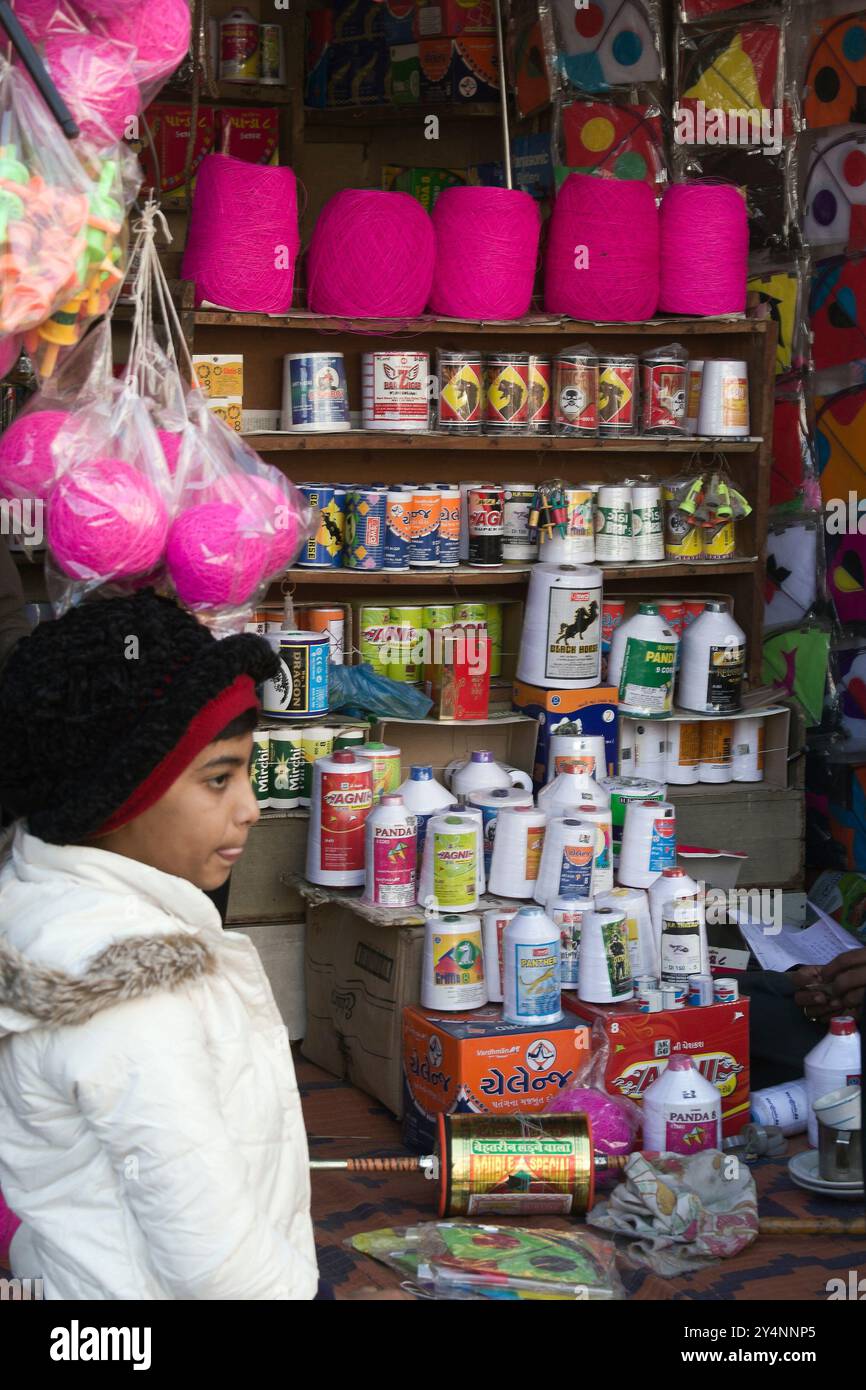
804 10 866 130
552 0 662 93
811 253 866 369
804 126 866 249
678 21 783 129
558 99 666 188
746 267 802 374
815 382 866 503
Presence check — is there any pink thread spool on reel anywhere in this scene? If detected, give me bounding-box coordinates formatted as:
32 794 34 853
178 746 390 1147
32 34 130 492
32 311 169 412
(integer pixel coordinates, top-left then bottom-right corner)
307 189 435 318
182 155 300 314
0 409 70 502
166 502 271 610
544 173 660 322
428 186 541 320
658 183 748 316
47 457 169 583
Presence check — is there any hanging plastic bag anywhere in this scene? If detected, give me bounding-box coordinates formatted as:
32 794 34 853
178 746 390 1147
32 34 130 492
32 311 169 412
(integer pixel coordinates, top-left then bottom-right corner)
544 1018 642 1169
327 663 434 720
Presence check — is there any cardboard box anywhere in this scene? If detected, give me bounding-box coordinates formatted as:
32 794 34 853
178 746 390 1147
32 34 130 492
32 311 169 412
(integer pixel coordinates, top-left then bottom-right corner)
231 920 306 1040
135 104 215 207
416 0 495 36
511 682 618 789
334 0 385 39
373 712 538 786
326 37 389 106
206 397 242 432
306 7 334 107
672 785 804 891
402 1004 592 1152
193 354 244 400
418 37 453 101
562 994 751 1138
218 108 279 165
302 903 424 1115
425 631 492 720
452 35 498 101
382 163 467 208
389 42 420 101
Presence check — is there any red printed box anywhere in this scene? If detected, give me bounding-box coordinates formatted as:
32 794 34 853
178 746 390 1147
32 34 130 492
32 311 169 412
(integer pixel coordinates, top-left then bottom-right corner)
562 994 750 1138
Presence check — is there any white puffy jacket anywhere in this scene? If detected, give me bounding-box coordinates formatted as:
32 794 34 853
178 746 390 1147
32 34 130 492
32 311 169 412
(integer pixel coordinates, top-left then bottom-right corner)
0 825 318 1300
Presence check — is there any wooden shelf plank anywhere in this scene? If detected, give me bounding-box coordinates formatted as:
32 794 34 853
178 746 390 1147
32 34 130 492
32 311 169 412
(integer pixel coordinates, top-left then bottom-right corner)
194 309 769 338
243 430 762 453
283 559 760 586
304 103 504 126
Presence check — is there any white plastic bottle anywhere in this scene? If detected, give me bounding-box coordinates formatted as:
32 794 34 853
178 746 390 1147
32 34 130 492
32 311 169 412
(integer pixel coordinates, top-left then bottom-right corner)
361 794 417 908
642 1055 722 1154
502 905 562 1026
659 897 709 982
804 1016 862 1147
607 603 678 717
537 761 611 813
648 866 699 950
678 600 747 714
396 764 456 865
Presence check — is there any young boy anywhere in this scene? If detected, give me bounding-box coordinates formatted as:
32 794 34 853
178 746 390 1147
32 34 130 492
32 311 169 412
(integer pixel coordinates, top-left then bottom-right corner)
0 590 319 1300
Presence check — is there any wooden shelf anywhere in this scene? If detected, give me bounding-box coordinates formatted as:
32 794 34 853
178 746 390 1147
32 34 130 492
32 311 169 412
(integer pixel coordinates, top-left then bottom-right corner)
160 81 294 106
244 430 762 453
305 103 503 126
283 559 760 586
195 309 765 338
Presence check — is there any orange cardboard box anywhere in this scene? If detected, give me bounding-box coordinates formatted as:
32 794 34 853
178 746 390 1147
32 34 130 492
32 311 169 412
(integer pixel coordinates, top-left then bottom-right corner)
562 994 751 1138
402 1003 592 1152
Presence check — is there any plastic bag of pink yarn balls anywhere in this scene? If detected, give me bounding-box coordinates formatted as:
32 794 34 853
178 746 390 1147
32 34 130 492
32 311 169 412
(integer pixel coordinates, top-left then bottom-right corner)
544 1021 642 1179
93 0 191 101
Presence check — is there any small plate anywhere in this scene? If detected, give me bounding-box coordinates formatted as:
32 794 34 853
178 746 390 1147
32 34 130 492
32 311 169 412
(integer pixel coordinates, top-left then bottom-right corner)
788 1148 863 1199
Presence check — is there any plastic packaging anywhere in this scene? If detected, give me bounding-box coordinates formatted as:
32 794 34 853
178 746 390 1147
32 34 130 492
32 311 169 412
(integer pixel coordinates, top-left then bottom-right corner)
326 663 434 720
804 1016 862 1148
545 1019 642 1166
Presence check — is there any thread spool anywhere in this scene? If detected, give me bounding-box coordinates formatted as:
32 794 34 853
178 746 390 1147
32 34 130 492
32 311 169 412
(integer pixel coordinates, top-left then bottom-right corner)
630 484 665 561
598 354 638 435
448 804 486 898
699 720 733 784
182 156 299 312
596 886 656 979
517 564 603 690
594 486 633 563
658 184 749 317
607 603 677 716
481 907 518 1003
428 186 541 320
361 351 430 432
685 360 704 434
418 812 482 913
549 896 595 990
261 633 329 719
578 908 633 1004
546 727 607 783
484 356 532 434
732 716 765 783
534 815 597 904
267 726 304 810
631 720 668 784
617 719 636 775
299 726 337 805
576 803 614 895
678 601 747 714
660 897 709 983
502 906 562 1026
344 489 387 570
750 1081 809 1137
541 488 595 565
362 794 417 908
487 806 547 899
307 190 435 318
697 360 750 438
421 914 486 1010
553 350 598 435
467 786 534 877
409 487 442 569
537 762 610 815
544 174 660 321
601 775 666 851
283 353 350 433
648 867 699 952
664 720 701 785
502 483 538 563
618 799 676 888
49 459 169 584
305 750 374 888
355 741 401 801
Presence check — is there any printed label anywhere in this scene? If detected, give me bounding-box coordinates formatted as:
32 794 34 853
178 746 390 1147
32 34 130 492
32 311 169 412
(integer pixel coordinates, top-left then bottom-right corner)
700 721 732 765
661 921 702 982
707 643 745 711
598 363 636 429
513 939 560 1018
722 376 748 429
675 723 701 768
545 586 601 681
557 839 595 898
486 362 529 425
432 930 484 988
528 362 551 423
602 918 632 995
595 506 632 539
371 354 428 422
433 830 477 907
268 738 303 801
554 360 597 432
371 823 416 905
648 817 676 872
553 909 583 988
319 771 373 872
525 825 546 880
664 1111 718 1154
619 637 676 714
593 822 612 872
566 490 594 538
439 362 483 423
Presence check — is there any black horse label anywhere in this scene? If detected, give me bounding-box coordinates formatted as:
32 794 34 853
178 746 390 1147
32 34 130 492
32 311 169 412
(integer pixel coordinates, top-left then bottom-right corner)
546 588 601 681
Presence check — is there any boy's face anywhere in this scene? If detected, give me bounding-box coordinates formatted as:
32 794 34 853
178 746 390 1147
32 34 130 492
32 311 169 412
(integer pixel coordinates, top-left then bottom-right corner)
91 731 260 891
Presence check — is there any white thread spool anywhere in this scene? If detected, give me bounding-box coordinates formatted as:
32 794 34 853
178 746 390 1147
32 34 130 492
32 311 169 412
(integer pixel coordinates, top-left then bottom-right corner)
355 741 402 801
697 359 750 438
418 812 482 912
607 604 678 716
361 794 417 908
630 484 665 561
631 719 668 784
594 486 633 562
648 867 700 954
517 563 603 689
482 906 518 1003
488 805 548 899
546 727 607 783
685 360 704 434
618 717 636 774
618 799 676 888
305 750 374 887
534 815 596 904
542 487 596 564
537 762 610 814
550 895 595 990
664 720 701 785
732 716 765 782
468 786 534 877
576 803 614 894
502 906 562 1026
596 885 656 978
678 601 747 714
660 897 709 982
456 804 487 895
699 720 734 784
577 908 633 1004
602 775 666 856
421 913 487 1010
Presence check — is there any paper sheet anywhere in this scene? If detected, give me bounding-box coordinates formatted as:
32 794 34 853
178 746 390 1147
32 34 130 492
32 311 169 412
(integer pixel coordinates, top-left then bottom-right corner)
738 902 857 971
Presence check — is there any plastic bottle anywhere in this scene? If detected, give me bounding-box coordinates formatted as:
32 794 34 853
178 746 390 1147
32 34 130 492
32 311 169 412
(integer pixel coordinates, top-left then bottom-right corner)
642 1054 722 1154
804 1016 862 1147
537 761 611 813
648 866 699 949
606 603 678 717
659 897 709 983
678 600 747 714
502 905 562 1025
396 764 456 865
361 794 417 908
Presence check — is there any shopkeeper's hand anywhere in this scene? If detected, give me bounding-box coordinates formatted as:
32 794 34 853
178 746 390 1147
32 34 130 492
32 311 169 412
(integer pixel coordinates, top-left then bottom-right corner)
792 965 837 1023
820 946 866 1016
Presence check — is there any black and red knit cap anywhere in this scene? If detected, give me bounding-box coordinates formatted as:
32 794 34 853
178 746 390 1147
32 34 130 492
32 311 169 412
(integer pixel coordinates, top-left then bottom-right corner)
0 589 278 845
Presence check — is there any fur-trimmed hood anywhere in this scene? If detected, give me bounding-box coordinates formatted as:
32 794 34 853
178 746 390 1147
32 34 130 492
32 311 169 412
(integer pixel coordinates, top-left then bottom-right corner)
0 823 222 1036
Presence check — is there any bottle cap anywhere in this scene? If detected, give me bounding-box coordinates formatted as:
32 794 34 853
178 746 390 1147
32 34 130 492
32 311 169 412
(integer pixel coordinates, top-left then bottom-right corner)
638 603 660 614
471 750 494 763
830 1016 857 1036
705 601 727 613
363 741 385 750
381 795 403 806
332 751 355 764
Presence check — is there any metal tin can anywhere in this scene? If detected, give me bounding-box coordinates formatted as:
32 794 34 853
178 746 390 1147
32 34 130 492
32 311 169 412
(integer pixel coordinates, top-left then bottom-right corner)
502 483 538 563
362 351 429 432
484 354 531 432
527 356 552 432
688 974 715 1007
553 352 598 435
713 977 739 1004
702 519 737 559
657 600 685 639
672 983 689 1005
455 603 487 622
598 354 638 435
262 632 329 719
409 488 441 568
642 989 663 1013
640 356 687 433
635 975 657 1009
359 606 391 676
601 598 626 655
437 351 484 432
344 489 386 569
660 985 679 1011
383 490 411 571
389 605 424 684
284 353 350 432
219 7 260 82
663 484 703 559
303 606 345 664
437 486 461 567
437 1113 595 1218
259 22 286 84
467 485 504 567
297 484 345 568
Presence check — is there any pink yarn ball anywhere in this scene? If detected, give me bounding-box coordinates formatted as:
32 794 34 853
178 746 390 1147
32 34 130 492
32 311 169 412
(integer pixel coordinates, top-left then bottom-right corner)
182 155 299 314
102 0 191 84
545 1087 636 1155
166 502 270 609
307 190 435 318
0 333 22 379
157 430 183 475
245 474 300 572
0 410 69 502
14 0 66 43
48 457 169 582
75 0 138 16
544 173 659 321
428 187 540 320
658 183 749 317
42 34 140 146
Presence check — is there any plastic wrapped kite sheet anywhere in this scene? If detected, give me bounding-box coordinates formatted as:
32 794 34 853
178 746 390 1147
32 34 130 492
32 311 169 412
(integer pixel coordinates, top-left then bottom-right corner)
552 97 668 193
802 4 866 131
763 513 822 631
674 144 798 251
814 371 866 507
771 373 820 510
802 123 866 251
506 0 558 117
675 8 797 149
547 0 664 96
680 0 784 17
810 251 866 371
746 255 809 375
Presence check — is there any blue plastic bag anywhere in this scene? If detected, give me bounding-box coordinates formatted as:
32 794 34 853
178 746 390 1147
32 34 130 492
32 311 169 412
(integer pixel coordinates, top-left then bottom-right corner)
328 662 433 720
